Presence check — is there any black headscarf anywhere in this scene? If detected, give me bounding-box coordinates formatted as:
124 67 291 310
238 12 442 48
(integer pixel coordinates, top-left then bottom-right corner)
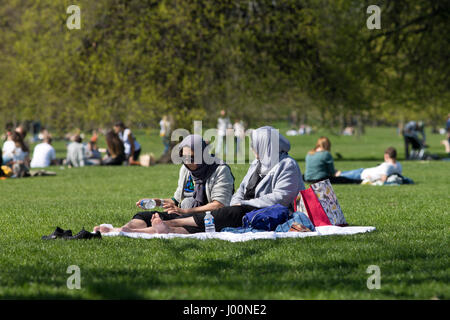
179 135 219 208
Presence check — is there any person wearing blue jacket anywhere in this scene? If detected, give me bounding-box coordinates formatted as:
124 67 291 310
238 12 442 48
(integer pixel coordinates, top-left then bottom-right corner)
121 126 304 234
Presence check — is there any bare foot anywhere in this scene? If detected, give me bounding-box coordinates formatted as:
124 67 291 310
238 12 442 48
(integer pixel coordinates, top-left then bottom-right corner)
151 213 160 224
121 226 135 233
93 225 112 233
152 213 170 234
93 225 121 234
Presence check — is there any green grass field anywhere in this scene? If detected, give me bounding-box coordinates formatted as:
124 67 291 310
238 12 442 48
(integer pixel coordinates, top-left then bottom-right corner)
0 127 449 299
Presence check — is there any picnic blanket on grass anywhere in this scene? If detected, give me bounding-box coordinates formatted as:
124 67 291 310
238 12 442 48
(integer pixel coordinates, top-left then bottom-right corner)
101 225 376 242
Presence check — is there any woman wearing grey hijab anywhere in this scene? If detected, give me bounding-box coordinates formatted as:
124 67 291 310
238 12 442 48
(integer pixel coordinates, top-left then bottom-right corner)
124 126 305 234
93 134 235 234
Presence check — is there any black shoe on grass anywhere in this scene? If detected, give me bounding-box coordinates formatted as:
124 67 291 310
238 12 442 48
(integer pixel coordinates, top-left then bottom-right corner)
42 227 73 240
68 227 102 240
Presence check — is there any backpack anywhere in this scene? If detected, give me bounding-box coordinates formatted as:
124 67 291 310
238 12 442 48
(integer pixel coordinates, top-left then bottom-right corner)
386 173 414 185
242 204 289 231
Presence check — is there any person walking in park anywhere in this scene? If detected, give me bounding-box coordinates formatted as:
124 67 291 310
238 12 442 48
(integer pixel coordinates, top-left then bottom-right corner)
94 134 235 234
233 119 245 156
30 136 57 168
216 109 231 157
113 121 141 165
160 115 172 155
111 126 304 234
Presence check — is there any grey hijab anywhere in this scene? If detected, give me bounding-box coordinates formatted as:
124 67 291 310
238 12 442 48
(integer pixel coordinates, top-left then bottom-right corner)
251 126 291 175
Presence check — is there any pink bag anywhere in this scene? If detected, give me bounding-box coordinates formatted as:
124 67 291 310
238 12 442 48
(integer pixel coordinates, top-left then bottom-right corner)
294 179 348 227
299 188 332 226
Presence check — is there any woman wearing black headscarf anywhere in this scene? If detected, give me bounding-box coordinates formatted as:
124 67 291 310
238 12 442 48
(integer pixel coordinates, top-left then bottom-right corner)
94 134 235 234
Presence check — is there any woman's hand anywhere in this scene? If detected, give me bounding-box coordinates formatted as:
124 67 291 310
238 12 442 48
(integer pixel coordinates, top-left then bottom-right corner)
135 198 175 209
135 198 160 209
162 201 186 215
135 199 147 209
161 198 175 206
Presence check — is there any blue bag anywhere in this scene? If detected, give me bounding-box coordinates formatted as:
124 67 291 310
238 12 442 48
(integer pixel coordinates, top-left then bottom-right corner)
242 204 289 231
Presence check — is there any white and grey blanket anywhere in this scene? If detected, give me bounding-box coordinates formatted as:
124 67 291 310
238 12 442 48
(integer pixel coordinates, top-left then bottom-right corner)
100 225 376 243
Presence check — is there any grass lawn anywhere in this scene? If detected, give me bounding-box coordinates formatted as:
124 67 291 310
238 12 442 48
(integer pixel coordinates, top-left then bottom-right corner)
0 127 449 299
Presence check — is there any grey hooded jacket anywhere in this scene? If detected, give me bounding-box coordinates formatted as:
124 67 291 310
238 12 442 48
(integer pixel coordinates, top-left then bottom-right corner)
230 154 304 209
173 164 235 208
230 126 304 209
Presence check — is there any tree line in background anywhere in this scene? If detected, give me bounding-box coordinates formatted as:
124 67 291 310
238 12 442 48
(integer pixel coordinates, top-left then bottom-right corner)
0 0 448 135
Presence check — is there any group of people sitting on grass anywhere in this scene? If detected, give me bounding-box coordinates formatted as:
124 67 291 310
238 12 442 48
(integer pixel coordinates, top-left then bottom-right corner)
62 121 142 168
93 126 403 235
1 121 143 177
303 136 403 185
1 125 32 177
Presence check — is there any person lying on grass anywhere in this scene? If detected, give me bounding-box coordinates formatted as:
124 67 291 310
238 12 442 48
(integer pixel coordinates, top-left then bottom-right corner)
336 147 402 184
94 134 235 234
112 126 305 234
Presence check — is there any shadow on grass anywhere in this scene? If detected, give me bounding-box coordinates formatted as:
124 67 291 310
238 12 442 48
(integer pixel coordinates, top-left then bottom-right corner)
2 240 447 299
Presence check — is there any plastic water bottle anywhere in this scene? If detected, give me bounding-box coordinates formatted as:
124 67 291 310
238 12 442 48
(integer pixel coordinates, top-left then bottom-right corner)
204 211 216 233
139 198 164 210
140 199 156 210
